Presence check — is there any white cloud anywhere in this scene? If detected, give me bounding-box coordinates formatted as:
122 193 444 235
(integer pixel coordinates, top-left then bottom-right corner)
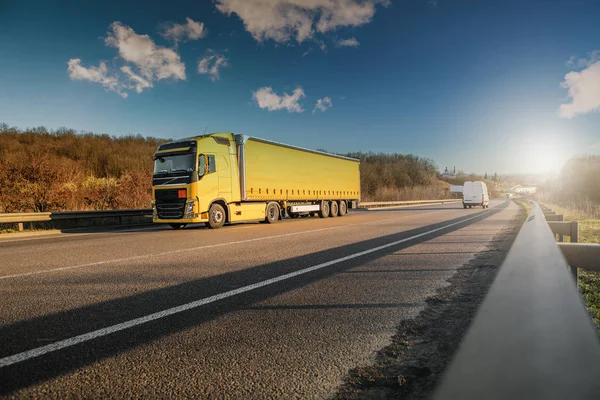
316 39 327 52
67 58 128 98
161 17 207 43
313 97 332 113
559 61 600 119
214 0 388 44
121 65 153 93
253 86 306 112
105 22 186 81
197 50 229 81
566 50 600 69
336 37 359 47
69 22 188 98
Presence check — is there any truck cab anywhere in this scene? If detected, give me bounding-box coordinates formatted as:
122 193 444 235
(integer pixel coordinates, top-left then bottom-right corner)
152 134 237 229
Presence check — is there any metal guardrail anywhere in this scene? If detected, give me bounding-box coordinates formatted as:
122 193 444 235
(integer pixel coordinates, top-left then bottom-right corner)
358 199 461 209
434 202 600 399
560 243 600 274
0 200 461 230
0 209 152 231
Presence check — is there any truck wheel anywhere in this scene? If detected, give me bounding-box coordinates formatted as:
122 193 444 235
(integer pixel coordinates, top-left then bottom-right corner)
207 203 226 229
265 202 279 224
169 223 187 229
330 201 339 217
463 203 467 209
319 201 330 218
339 201 347 216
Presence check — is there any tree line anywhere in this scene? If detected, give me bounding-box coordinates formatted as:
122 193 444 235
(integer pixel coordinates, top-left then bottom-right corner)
0 124 448 212
539 155 600 217
0 124 166 212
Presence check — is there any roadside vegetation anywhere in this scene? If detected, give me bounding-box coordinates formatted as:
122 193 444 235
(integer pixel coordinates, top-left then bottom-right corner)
0 124 458 215
537 155 600 333
345 152 453 202
0 123 166 213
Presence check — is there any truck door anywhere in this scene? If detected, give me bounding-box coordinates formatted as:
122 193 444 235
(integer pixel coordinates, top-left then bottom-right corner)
217 155 232 199
198 154 219 206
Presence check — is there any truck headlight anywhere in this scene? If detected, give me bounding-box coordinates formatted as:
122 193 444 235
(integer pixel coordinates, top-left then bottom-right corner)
184 199 195 216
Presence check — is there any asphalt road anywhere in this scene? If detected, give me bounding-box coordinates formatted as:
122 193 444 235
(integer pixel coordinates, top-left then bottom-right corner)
0 199 519 398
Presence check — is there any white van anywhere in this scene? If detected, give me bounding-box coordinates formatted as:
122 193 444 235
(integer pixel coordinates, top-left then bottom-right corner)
462 181 490 209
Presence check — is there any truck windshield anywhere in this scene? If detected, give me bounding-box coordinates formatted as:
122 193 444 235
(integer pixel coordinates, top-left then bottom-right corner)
154 153 195 174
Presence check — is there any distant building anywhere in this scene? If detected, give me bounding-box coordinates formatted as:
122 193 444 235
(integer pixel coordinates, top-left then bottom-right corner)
441 166 458 178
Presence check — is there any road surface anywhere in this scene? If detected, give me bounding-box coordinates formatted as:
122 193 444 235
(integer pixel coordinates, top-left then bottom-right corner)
0 200 519 398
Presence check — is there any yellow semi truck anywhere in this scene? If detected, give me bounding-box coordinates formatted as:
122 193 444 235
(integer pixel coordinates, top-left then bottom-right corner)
152 133 361 229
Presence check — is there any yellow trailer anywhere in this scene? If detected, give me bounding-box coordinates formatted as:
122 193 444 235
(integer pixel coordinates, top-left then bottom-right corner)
152 133 360 229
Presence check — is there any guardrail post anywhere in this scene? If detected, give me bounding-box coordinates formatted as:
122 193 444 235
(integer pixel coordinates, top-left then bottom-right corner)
17 222 23 232
571 222 579 243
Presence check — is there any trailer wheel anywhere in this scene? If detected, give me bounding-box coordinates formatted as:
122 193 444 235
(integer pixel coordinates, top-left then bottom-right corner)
339 201 347 216
207 203 226 229
169 223 187 229
330 201 339 217
319 201 330 218
463 203 467 209
265 202 279 224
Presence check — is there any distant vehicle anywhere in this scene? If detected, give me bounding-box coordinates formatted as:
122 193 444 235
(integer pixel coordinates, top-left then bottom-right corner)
152 133 361 229
462 181 489 209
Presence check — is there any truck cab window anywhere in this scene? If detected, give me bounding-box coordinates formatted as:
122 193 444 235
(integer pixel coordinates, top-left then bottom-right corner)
207 155 216 174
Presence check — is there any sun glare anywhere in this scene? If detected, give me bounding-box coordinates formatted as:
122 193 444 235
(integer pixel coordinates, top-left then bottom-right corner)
517 134 567 174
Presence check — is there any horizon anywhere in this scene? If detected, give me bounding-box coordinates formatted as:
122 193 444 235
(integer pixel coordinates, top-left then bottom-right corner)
0 121 589 177
2 0 600 175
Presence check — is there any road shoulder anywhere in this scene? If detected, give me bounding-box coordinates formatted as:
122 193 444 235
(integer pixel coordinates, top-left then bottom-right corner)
334 201 525 399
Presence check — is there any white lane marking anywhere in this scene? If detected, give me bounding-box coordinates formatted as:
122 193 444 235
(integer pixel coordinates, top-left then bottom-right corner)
0 208 493 368
0 209 448 280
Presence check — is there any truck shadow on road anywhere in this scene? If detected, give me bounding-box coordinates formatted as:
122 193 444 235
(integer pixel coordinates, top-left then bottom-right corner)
0 203 509 395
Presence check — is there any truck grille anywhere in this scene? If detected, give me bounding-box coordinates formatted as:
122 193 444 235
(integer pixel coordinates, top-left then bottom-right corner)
155 189 186 219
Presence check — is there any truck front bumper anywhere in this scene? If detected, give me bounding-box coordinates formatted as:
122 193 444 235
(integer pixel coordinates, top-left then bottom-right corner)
153 216 208 224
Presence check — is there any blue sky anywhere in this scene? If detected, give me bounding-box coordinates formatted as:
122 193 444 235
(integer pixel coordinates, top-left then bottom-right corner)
1 0 600 174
